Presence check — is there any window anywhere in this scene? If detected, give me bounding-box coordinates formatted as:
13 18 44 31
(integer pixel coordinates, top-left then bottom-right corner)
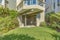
24 0 37 5
57 0 60 6
33 0 36 4
24 0 28 5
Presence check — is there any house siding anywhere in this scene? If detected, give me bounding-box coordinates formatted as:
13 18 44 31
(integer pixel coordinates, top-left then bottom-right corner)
55 0 60 13
7 0 16 10
1 0 16 10
45 0 54 13
45 0 60 13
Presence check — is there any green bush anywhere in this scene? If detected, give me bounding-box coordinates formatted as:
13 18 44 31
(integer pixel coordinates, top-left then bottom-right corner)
46 12 60 29
0 7 19 33
40 22 47 27
0 17 19 33
0 34 37 40
51 22 57 28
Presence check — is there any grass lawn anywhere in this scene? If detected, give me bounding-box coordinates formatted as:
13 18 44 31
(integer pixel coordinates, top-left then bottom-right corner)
0 27 60 40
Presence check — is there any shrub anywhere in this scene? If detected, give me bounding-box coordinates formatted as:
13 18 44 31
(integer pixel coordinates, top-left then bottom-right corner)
40 22 47 27
0 7 19 33
0 17 19 33
46 12 60 29
51 22 57 28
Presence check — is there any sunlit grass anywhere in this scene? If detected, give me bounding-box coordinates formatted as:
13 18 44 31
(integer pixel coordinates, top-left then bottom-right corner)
0 27 59 40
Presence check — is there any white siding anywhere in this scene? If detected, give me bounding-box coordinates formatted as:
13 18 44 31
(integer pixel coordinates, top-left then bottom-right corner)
45 0 54 13
16 0 22 6
55 0 60 13
7 0 16 10
45 0 60 13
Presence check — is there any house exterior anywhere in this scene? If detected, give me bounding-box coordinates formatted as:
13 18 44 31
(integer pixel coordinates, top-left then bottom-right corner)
16 0 60 27
53 0 60 13
6 0 16 10
16 0 45 27
45 0 60 13
0 0 16 10
0 0 60 27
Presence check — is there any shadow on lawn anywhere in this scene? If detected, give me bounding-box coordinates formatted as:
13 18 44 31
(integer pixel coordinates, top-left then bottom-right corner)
0 34 38 40
53 34 60 40
47 32 60 40
0 32 60 40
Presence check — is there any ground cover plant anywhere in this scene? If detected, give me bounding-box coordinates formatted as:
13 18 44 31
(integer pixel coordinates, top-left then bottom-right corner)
0 27 60 40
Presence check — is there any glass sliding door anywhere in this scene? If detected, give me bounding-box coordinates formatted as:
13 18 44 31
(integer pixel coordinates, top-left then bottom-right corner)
27 15 36 26
30 0 36 5
33 0 36 5
28 0 30 5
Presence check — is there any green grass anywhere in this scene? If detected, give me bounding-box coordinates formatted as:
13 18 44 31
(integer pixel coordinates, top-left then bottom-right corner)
0 27 60 40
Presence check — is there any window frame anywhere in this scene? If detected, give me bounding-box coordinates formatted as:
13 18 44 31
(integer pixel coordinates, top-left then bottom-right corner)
57 0 60 6
24 0 37 5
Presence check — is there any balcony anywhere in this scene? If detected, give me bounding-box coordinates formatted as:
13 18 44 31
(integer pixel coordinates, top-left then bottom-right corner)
17 0 45 15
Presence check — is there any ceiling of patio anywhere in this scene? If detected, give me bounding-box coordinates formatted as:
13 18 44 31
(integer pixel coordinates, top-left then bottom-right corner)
19 8 43 15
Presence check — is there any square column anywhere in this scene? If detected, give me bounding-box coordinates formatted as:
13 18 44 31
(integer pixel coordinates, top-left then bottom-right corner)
25 15 27 26
36 11 45 26
17 15 24 27
40 11 45 22
36 13 40 26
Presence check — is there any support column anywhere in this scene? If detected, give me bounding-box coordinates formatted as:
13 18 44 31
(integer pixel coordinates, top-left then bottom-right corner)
36 13 40 26
40 11 45 22
40 0 45 22
36 0 45 26
25 15 27 26
36 11 45 26
17 15 24 27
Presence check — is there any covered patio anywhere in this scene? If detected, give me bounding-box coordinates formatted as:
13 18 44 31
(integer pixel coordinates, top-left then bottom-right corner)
17 8 44 27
